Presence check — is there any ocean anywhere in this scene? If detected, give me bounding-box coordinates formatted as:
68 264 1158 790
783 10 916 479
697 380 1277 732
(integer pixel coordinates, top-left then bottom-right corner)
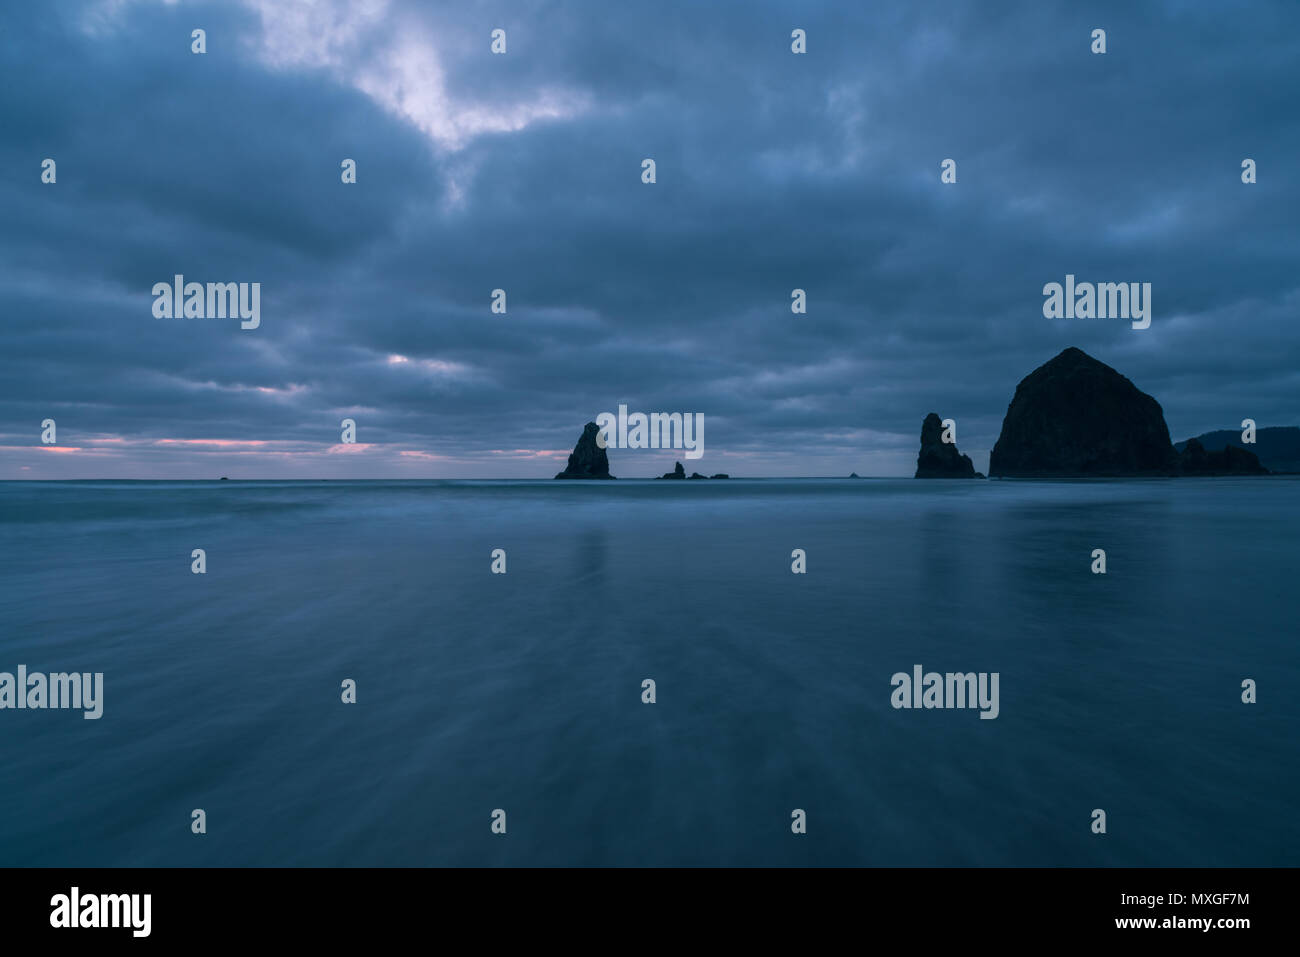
0 478 1296 866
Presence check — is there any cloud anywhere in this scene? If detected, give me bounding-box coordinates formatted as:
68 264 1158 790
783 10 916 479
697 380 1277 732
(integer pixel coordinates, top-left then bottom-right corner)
240 0 591 152
2 0 1298 478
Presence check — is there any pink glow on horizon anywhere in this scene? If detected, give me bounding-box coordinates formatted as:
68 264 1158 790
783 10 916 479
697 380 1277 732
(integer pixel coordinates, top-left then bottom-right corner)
398 450 453 461
155 439 271 448
325 443 375 454
488 449 567 459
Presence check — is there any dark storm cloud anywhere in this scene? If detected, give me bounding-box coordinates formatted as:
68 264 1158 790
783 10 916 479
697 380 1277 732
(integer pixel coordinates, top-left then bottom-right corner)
1 0 1297 477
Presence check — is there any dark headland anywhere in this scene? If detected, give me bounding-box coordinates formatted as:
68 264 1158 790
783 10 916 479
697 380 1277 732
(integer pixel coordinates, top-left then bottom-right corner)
1176 426 1300 474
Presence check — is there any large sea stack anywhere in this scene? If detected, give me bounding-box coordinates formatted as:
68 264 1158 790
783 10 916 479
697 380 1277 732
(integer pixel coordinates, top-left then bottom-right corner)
554 422 615 479
989 348 1179 477
915 413 981 478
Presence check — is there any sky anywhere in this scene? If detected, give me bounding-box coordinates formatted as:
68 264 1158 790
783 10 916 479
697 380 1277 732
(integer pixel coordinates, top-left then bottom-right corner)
1 0 1297 479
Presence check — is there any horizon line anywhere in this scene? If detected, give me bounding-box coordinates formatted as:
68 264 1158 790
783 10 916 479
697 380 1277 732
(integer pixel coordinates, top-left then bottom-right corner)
0 474 902 482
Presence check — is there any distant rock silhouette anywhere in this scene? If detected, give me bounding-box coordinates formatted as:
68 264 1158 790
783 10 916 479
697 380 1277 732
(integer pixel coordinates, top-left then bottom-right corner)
554 422 615 479
849 472 862 479
1176 426 1300 473
989 348 1179 477
1177 438 1268 475
654 462 727 479
915 412 981 478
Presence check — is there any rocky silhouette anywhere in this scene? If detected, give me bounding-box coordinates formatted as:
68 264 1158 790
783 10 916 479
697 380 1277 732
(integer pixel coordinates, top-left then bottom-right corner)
915 412 981 478
989 348 1179 477
1176 426 1300 473
1177 438 1268 475
655 462 728 479
554 422 615 479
